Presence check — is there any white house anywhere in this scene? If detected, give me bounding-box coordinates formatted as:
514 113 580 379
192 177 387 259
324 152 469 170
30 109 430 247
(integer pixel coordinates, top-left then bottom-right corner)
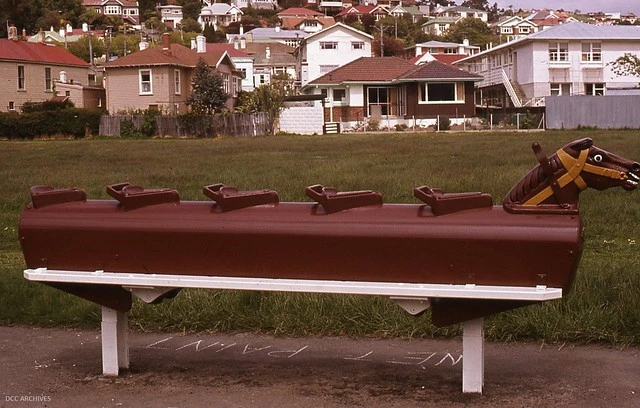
453 22 640 108
199 3 243 28
490 16 538 43
296 23 373 87
158 4 183 29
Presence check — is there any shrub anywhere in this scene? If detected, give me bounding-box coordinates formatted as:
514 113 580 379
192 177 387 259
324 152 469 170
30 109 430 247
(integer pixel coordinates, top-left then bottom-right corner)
0 108 101 139
367 120 379 131
437 115 450 130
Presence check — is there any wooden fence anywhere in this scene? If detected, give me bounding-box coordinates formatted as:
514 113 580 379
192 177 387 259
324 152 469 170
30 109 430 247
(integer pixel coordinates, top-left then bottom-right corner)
99 112 271 138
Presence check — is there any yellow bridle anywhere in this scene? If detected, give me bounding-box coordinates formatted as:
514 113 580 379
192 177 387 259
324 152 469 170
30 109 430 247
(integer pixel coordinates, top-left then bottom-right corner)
523 148 628 206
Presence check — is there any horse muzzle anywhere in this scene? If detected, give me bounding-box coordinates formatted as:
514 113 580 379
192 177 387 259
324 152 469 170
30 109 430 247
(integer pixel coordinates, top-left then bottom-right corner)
623 163 640 190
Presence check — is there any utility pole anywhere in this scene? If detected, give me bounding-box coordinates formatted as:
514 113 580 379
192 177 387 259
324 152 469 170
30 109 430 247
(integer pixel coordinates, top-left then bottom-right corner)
379 24 384 57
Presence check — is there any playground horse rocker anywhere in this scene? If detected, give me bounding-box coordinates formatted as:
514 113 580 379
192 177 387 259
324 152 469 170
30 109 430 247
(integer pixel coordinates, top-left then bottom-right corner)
18 138 638 392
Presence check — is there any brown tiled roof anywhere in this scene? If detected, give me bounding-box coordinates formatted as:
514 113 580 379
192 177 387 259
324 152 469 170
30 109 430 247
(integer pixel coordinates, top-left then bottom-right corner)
308 57 415 85
279 16 335 30
0 39 89 66
206 43 252 58
306 57 480 88
399 60 482 81
105 43 228 68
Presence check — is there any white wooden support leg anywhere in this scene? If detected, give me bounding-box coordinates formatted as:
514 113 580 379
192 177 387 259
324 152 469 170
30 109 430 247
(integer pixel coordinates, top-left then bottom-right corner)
462 317 484 394
101 306 129 376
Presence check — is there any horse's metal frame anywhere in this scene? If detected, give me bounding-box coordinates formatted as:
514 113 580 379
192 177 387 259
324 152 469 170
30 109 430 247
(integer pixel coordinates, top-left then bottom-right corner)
24 267 563 394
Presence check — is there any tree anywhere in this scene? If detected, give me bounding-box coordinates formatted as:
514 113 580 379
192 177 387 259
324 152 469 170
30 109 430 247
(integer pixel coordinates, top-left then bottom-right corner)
186 58 230 115
66 34 105 62
609 53 640 80
178 0 203 21
372 35 405 57
442 17 498 48
461 0 489 11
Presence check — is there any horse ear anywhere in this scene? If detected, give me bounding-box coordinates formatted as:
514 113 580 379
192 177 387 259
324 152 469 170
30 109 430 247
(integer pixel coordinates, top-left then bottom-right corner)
569 138 593 151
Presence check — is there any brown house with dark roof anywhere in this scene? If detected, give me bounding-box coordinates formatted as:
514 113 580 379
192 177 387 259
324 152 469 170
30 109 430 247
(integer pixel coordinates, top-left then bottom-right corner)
104 33 242 114
301 56 481 129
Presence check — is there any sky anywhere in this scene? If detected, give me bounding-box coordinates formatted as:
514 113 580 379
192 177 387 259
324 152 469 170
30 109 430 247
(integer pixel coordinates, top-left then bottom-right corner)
492 0 640 15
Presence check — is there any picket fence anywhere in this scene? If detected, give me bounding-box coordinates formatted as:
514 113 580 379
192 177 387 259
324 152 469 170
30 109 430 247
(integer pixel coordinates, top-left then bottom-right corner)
99 113 271 138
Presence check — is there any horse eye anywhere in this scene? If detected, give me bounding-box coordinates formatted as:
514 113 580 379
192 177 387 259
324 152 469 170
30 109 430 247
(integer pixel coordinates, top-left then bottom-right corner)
593 154 603 163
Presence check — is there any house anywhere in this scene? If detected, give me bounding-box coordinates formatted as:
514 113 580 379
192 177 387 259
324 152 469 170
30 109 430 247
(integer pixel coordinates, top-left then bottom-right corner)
453 22 640 109
233 26 308 48
404 40 480 64
421 17 460 36
83 0 140 26
277 7 336 33
158 3 183 29
296 23 373 87
205 43 255 92
104 33 242 114
335 4 391 22
301 56 482 130
526 9 578 30
230 0 277 10
490 16 538 42
0 27 101 112
199 3 243 29
435 5 488 23
389 5 430 24
225 39 297 89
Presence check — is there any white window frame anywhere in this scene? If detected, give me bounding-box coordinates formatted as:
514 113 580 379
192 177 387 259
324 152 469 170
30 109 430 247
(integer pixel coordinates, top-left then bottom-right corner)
549 42 569 62
174 69 181 95
320 41 338 50
585 83 605 96
45 67 52 92
332 88 347 104
501 26 513 34
550 83 571 96
139 69 153 95
419 82 464 104
17 65 25 90
581 42 602 62
352 41 364 50
519 26 530 34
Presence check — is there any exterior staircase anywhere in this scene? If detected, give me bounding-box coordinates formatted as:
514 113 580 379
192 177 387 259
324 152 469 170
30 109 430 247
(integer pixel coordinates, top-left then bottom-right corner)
501 69 524 108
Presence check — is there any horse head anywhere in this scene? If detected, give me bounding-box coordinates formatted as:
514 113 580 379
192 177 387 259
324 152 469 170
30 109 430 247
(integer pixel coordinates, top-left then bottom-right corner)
504 138 639 213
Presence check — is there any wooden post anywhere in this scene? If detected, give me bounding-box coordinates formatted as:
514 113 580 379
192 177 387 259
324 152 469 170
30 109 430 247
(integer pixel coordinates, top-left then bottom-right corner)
101 306 129 376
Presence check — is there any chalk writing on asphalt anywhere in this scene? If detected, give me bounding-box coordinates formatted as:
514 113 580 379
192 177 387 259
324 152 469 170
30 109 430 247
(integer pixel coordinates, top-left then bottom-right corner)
144 337 461 367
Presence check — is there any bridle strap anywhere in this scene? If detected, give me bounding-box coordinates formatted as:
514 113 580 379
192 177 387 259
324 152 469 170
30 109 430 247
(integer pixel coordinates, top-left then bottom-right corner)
523 148 626 206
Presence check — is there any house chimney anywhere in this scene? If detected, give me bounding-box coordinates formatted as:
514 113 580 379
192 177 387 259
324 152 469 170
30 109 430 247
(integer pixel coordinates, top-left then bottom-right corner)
191 39 196 49
239 24 244 36
59 28 65 37
275 24 280 32
38 28 45 43
196 34 206 53
82 22 88 32
265 46 270 59
59 71 67 83
463 38 469 46
233 36 239 49
8 25 18 41
66 23 72 33
161 32 172 55
139 41 149 51
240 36 246 49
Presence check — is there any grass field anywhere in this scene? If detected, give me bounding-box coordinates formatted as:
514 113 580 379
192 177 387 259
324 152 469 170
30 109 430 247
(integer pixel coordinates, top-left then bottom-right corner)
1 131 639 345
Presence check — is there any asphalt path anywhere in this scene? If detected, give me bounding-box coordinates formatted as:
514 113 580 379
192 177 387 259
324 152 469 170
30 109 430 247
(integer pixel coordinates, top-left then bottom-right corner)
1 326 638 408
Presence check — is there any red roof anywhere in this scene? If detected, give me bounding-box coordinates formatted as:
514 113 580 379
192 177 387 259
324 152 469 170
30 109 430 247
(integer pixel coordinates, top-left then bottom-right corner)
0 39 88 67
399 60 482 81
308 57 415 85
206 43 252 58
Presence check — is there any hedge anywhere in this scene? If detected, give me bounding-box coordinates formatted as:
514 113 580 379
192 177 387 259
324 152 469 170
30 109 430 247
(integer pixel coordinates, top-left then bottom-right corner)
0 108 103 139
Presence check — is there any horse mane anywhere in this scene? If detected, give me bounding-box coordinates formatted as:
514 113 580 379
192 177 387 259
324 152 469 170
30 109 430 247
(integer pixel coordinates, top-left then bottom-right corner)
504 152 567 205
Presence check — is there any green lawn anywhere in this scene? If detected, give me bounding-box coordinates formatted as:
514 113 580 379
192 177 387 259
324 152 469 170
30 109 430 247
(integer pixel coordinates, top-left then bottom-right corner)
1 131 639 344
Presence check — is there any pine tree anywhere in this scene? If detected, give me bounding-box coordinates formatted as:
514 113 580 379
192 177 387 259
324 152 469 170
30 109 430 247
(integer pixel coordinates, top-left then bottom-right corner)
186 58 229 115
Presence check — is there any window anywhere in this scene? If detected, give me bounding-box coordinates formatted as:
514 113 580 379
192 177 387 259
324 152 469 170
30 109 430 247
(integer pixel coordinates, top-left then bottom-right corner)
550 83 571 96
420 82 464 103
139 69 152 94
273 66 287 75
174 69 181 95
585 83 605 96
352 41 364 50
304 21 317 27
88 73 97 85
332 88 346 103
367 86 403 117
45 67 52 91
17 65 25 90
320 41 338 50
501 27 513 34
320 89 328 100
8 101 15 111
105 5 120 14
519 26 530 34
581 42 601 62
549 42 568 62
444 48 457 54
221 73 230 94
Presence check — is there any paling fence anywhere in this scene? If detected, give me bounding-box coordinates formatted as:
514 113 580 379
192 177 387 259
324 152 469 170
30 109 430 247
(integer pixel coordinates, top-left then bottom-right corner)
100 112 270 138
